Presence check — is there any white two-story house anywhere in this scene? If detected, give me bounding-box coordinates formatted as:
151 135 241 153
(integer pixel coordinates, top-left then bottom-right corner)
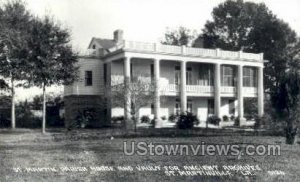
64 30 264 128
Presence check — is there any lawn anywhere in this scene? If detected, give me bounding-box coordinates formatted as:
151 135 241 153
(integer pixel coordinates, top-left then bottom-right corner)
0 128 298 181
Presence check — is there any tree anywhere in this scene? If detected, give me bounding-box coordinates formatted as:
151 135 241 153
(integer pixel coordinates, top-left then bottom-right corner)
273 69 300 144
27 16 78 133
197 0 298 99
0 1 33 129
108 75 156 132
271 39 300 144
161 27 195 46
0 79 8 90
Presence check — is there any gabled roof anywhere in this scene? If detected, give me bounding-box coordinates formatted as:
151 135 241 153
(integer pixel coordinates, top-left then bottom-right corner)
88 37 116 50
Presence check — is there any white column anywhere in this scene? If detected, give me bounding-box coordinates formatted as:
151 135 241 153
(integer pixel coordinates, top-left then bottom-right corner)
124 57 131 122
180 61 187 113
258 66 264 117
237 65 245 125
154 59 161 128
214 63 221 118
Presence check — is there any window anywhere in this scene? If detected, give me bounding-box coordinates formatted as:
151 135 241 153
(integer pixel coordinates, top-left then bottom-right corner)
151 103 154 115
104 64 107 85
92 44 96 49
198 65 214 86
175 66 180 85
243 67 257 87
186 67 192 85
229 100 235 115
187 100 192 113
222 66 235 86
175 98 181 115
150 64 154 82
208 99 214 115
85 71 93 86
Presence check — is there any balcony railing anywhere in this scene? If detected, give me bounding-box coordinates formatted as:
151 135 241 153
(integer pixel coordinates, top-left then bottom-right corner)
161 84 179 93
221 86 236 93
186 85 214 93
243 87 258 96
122 40 263 62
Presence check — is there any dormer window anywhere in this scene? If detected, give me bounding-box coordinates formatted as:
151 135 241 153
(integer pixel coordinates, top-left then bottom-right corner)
92 44 96 49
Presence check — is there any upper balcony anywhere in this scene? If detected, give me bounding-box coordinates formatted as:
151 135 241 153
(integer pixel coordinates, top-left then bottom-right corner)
79 40 264 63
121 41 264 63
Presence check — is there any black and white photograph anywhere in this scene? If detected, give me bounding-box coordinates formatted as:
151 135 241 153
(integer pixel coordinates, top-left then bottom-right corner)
0 0 299 181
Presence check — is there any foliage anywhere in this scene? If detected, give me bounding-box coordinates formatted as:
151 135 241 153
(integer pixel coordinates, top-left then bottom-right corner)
168 114 178 123
140 115 151 123
160 116 166 120
26 15 78 133
230 115 235 121
108 75 156 131
161 27 195 46
0 108 10 128
111 116 125 123
75 108 97 128
0 1 33 128
222 115 229 122
207 115 221 125
244 98 258 120
150 118 155 128
272 69 300 144
198 0 298 100
234 117 240 126
176 112 199 129
0 79 8 90
16 100 41 128
0 1 32 80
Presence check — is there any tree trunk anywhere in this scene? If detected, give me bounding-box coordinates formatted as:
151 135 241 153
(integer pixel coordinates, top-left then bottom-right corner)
285 118 297 145
42 84 46 134
11 78 15 129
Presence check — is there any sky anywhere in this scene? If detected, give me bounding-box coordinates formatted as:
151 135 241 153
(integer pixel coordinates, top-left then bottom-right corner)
12 0 300 101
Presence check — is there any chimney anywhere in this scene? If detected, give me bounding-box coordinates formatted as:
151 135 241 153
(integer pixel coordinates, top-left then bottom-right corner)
113 29 123 44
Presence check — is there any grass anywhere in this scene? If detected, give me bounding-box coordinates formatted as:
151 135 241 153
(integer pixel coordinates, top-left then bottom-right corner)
0 128 299 181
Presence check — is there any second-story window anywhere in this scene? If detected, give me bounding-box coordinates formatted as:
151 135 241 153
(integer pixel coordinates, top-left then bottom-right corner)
85 71 93 86
150 64 154 82
243 67 257 87
175 66 180 85
222 66 235 86
198 64 214 86
104 64 107 85
186 67 192 85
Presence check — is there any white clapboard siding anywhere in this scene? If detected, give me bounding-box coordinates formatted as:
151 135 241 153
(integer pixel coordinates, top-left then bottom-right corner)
64 58 104 96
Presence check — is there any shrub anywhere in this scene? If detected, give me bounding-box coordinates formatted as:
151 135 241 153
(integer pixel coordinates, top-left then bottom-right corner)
222 115 229 122
140 115 151 123
230 115 235 121
207 115 221 125
74 108 98 128
111 116 124 125
161 116 166 120
150 118 155 127
16 101 42 128
176 112 199 129
234 117 240 126
285 127 298 144
168 114 178 123
0 109 10 128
